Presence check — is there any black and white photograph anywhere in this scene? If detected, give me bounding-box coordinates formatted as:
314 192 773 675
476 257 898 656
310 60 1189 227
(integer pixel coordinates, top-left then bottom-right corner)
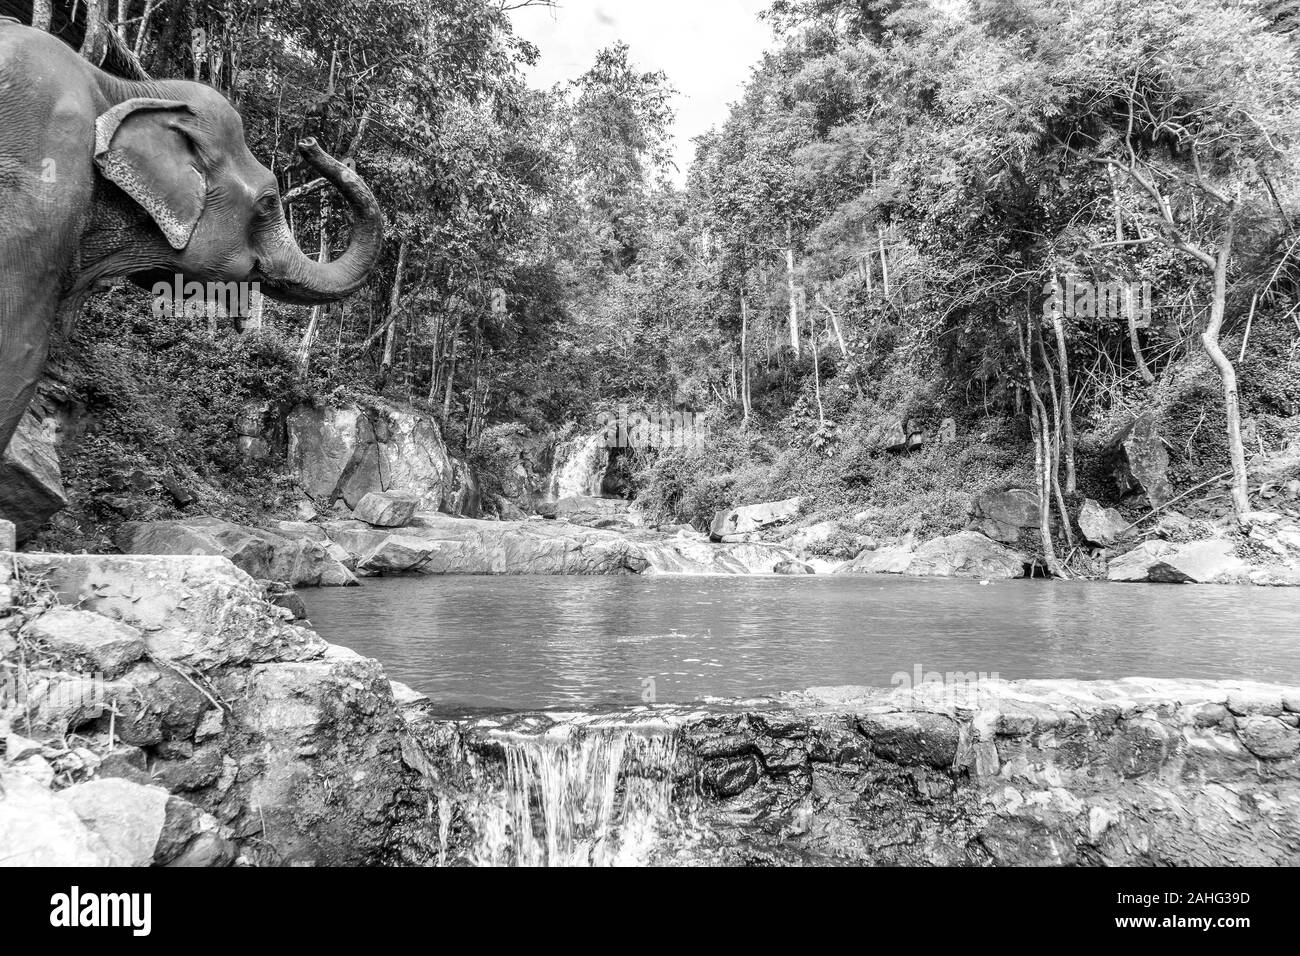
0 0 1295 919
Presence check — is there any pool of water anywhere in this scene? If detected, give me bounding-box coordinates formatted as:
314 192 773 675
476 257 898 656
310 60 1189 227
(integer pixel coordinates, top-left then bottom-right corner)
304 575 1300 716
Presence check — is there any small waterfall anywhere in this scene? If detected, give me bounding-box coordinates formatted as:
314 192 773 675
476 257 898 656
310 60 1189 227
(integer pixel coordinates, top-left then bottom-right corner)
465 724 679 867
549 432 609 500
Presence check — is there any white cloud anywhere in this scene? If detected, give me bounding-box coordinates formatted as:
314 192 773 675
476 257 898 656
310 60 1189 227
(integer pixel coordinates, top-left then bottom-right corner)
510 0 776 181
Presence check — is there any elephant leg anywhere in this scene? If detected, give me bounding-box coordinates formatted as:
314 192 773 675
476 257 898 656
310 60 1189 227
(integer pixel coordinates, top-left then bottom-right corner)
0 281 56 458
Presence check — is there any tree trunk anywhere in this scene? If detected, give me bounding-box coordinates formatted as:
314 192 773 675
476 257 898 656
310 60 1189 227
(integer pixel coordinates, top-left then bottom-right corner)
376 239 408 393
740 295 751 429
31 0 52 30
811 310 825 427
816 292 849 358
1020 317 1064 578
1110 169 1155 384
295 219 329 380
1046 275 1077 494
1201 219 1250 520
427 312 444 404
1035 328 1076 549
134 0 155 57
785 236 800 359
80 0 106 58
877 226 890 300
442 315 463 420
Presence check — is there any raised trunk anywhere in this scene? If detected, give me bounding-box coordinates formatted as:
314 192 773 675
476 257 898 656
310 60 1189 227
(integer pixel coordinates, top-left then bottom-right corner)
256 139 384 306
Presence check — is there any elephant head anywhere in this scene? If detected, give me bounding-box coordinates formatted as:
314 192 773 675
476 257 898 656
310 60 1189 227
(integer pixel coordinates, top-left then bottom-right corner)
92 82 383 305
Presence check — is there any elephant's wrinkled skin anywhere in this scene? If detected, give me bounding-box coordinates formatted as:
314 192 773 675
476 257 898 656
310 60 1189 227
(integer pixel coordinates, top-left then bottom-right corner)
0 23 384 457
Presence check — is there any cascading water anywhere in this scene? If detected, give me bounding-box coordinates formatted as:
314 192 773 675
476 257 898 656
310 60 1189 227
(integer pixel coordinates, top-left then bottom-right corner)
549 432 609 500
463 722 681 867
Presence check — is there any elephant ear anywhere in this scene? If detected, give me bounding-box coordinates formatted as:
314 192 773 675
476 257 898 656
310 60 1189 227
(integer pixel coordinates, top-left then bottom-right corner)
94 98 207 251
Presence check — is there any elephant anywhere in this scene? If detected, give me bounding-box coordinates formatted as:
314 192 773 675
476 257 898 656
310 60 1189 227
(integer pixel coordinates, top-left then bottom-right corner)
0 21 384 458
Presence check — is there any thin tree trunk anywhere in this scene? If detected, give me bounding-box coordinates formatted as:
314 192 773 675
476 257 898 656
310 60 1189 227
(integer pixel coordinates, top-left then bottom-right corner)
1110 169 1155 384
740 295 752 429
1046 275 1077 494
427 312 444 404
32 0 53 30
811 310 825 427
877 226 890 300
296 219 329 380
134 0 155 57
442 315 463 420
377 239 408 393
816 292 849 359
785 229 800 359
1036 329 1076 549
80 0 106 58
1020 317 1064 578
1201 218 1250 519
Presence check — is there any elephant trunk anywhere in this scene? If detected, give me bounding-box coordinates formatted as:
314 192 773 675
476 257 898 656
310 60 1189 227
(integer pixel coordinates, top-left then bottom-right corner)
256 139 384 305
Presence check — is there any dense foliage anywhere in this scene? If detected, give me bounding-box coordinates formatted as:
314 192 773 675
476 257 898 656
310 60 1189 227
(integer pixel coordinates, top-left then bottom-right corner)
27 0 1300 564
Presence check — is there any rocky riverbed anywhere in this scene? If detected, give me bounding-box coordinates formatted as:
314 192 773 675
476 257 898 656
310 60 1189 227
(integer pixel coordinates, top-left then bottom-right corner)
2 548 1297 866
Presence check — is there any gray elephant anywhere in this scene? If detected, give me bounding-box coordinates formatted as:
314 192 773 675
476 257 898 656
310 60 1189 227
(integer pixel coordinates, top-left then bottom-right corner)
0 21 384 456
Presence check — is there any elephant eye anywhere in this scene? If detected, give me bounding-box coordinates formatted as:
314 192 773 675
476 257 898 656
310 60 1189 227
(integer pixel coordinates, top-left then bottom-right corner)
256 193 279 215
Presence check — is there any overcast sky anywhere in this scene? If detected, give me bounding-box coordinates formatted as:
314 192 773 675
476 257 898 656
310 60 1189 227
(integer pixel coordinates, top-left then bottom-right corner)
509 0 777 180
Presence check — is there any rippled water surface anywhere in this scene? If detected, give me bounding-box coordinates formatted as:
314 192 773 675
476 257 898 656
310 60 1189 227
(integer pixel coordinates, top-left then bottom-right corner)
304 575 1300 715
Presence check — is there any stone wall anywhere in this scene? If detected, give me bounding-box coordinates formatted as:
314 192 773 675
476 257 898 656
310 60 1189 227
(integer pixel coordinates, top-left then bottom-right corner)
422 678 1300 866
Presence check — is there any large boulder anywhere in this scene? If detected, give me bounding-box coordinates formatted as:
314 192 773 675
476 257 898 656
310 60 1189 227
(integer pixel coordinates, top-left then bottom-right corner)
1117 413 1174 507
16 553 326 668
968 489 1042 544
353 492 420 529
0 770 111 866
0 412 68 543
1078 499 1130 547
208 645 425 865
709 497 802 542
286 400 455 512
117 517 357 588
1107 539 1247 584
904 531 1029 579
840 532 1026 579
0 769 233 867
839 537 917 574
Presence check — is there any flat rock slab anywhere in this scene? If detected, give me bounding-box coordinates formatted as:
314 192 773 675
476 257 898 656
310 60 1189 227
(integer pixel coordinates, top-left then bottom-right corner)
117 516 357 587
